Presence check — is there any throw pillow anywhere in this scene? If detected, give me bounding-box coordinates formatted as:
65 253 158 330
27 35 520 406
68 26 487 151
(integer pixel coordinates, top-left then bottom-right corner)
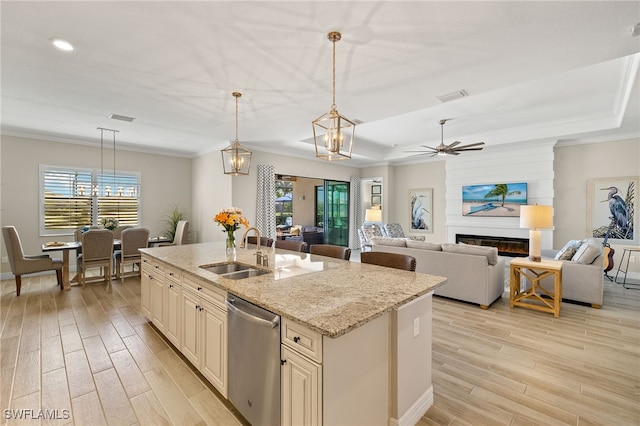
405 240 442 251
371 236 407 247
289 226 301 236
441 243 499 265
554 239 584 261
572 241 602 265
408 236 426 242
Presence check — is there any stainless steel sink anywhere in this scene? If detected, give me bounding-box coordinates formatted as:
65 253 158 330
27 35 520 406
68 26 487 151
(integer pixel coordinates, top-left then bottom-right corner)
220 269 271 280
201 262 253 274
200 262 271 280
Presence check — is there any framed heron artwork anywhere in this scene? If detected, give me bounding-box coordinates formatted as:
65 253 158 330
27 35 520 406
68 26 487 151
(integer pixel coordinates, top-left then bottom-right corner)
587 176 638 242
409 188 433 233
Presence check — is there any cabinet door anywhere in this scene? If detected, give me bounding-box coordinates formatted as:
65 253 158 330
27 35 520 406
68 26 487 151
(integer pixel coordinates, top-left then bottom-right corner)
200 299 227 398
150 273 165 331
164 281 181 347
180 289 200 366
140 269 151 317
281 346 321 426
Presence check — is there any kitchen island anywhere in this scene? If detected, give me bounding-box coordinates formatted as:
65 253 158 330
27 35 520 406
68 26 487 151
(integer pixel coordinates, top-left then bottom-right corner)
139 242 447 426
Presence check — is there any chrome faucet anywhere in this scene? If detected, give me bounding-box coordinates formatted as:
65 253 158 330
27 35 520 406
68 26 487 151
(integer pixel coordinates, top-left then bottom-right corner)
240 227 268 267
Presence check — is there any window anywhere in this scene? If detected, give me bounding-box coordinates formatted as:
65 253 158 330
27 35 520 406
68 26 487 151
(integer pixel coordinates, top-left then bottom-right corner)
40 165 140 236
275 179 293 226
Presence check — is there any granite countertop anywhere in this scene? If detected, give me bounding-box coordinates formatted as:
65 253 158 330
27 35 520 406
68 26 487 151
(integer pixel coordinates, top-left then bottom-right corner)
140 242 447 338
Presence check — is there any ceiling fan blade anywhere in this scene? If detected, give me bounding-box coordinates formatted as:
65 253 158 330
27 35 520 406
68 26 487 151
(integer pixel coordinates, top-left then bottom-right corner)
453 147 484 152
404 150 433 154
446 151 461 155
453 142 485 150
419 145 438 150
447 141 461 149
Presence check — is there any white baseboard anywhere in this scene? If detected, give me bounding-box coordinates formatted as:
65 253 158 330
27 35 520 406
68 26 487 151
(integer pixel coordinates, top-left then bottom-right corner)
389 386 434 426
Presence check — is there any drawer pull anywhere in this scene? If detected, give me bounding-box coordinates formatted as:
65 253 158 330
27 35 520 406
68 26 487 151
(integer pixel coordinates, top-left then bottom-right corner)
293 336 300 343
197 286 203 291
281 359 287 365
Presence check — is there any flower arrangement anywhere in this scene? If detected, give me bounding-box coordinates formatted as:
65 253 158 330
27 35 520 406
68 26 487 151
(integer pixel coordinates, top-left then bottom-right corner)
214 208 249 260
100 217 119 231
214 207 249 232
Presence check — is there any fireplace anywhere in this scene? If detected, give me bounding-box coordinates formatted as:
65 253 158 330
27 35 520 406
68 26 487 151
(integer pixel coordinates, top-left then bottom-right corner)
456 234 529 257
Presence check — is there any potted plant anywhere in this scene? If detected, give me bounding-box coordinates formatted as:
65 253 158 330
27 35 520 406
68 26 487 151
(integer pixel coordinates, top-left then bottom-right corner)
163 204 189 242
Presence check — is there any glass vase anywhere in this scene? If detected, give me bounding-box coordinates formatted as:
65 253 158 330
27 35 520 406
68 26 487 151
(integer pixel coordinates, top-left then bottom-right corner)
226 230 236 261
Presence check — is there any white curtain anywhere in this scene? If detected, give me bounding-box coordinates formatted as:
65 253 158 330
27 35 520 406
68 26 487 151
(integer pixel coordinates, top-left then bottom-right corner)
349 175 362 249
256 164 276 239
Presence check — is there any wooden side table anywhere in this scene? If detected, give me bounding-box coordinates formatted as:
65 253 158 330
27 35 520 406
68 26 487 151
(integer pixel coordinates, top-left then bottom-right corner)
510 258 563 317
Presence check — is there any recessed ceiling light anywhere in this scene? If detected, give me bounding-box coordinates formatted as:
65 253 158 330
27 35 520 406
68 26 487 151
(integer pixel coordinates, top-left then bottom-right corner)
51 38 74 51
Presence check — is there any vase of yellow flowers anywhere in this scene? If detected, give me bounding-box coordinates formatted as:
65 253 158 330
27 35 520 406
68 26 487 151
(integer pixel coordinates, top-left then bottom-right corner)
214 207 249 260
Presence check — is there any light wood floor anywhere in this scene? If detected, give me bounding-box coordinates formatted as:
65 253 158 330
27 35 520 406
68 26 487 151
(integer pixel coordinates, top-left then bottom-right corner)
1 273 638 425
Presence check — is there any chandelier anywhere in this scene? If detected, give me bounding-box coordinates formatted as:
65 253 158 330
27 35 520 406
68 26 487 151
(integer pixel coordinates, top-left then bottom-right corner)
221 92 252 175
312 31 356 161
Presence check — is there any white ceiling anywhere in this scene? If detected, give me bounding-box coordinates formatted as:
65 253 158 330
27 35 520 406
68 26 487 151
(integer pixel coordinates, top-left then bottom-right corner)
2 1 639 167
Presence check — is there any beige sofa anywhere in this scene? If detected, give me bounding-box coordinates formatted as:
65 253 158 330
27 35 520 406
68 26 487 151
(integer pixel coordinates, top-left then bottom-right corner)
540 240 604 308
371 238 505 309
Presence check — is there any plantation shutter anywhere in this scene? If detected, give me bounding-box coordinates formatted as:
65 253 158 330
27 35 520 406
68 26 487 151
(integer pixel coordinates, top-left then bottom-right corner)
42 168 93 231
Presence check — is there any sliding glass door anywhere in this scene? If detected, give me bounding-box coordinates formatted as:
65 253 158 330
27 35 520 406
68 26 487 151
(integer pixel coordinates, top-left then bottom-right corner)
323 180 349 246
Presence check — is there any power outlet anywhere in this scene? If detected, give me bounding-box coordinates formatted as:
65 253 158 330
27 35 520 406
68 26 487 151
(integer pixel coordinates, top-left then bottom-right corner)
413 317 420 338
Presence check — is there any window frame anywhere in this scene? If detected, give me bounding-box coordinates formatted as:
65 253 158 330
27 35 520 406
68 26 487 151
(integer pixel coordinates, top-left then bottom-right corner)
39 164 141 237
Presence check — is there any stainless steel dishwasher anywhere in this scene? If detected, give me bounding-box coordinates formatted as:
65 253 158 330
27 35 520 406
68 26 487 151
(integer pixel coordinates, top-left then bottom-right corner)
226 295 281 426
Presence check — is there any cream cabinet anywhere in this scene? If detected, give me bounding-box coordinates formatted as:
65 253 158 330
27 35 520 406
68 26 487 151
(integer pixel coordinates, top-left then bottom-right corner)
181 273 228 398
281 318 322 426
164 264 182 347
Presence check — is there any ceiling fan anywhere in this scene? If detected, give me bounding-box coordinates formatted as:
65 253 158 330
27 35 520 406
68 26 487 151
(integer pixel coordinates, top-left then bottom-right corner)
407 119 485 157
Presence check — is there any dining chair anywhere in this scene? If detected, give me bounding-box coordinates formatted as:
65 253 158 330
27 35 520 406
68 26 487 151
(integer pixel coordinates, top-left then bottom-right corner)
246 236 274 248
2 226 63 296
310 244 351 261
78 229 114 287
113 225 133 240
114 227 149 281
274 239 308 252
159 220 189 246
360 251 416 272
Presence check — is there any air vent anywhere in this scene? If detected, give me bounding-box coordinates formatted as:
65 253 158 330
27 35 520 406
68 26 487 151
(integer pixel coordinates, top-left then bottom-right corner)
436 90 468 103
109 113 136 122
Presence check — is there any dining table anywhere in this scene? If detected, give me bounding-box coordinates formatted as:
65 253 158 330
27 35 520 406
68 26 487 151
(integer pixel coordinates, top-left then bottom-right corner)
41 236 172 289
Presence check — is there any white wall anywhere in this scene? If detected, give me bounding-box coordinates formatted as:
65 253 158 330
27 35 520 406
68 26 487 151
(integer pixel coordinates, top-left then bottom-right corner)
0 134 192 273
192 150 232 243
390 161 447 243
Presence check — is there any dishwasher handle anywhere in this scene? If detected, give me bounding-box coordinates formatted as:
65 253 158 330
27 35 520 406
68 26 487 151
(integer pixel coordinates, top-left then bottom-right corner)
226 298 280 329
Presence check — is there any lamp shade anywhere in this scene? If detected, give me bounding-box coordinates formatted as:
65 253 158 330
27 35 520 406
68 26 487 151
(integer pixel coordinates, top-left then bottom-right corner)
520 205 553 230
365 208 382 223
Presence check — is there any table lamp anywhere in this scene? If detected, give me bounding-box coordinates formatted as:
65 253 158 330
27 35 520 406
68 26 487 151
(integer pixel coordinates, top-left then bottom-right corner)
364 208 382 224
520 205 553 262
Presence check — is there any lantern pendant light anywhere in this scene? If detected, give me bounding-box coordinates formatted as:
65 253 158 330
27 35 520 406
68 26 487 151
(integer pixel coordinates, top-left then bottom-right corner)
312 31 356 161
221 92 252 175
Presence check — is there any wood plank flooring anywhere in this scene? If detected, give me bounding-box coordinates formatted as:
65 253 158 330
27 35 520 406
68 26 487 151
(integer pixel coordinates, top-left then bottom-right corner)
1 271 638 425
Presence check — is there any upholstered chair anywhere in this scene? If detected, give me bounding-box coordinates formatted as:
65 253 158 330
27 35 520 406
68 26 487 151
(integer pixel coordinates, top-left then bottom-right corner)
159 220 189 246
275 239 308 252
246 236 274 248
78 229 114 287
310 244 351 261
360 251 416 272
114 227 149 281
384 223 405 238
113 225 133 240
2 226 63 296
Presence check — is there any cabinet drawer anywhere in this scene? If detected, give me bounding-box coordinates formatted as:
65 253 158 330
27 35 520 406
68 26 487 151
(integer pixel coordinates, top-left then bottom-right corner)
182 273 226 309
165 264 182 284
282 318 322 363
142 256 165 276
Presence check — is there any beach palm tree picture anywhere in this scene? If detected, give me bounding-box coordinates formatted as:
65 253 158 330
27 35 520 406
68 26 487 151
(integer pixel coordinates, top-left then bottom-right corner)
462 183 527 217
